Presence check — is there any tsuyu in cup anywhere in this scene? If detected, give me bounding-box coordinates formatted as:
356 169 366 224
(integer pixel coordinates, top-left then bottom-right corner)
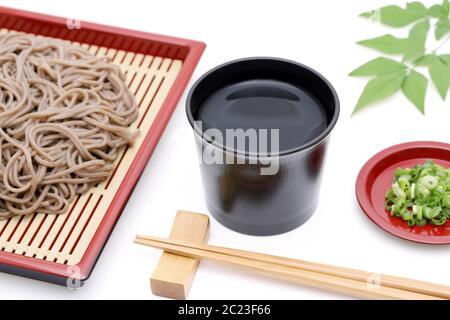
186 57 339 236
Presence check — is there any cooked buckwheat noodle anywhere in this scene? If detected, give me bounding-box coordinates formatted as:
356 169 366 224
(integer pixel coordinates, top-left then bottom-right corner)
0 33 138 219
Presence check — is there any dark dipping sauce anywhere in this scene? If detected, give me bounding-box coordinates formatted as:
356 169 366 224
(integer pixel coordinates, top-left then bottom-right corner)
197 79 327 153
187 58 340 236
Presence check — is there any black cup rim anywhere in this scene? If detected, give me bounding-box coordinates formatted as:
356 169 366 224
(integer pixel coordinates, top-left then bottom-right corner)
186 57 340 157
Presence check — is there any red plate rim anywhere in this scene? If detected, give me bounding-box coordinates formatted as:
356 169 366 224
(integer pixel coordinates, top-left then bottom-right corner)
356 141 450 245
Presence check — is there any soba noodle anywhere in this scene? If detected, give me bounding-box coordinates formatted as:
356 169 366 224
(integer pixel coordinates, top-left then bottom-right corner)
0 33 138 219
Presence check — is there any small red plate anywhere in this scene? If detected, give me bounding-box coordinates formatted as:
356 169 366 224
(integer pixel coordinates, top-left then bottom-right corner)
356 141 450 245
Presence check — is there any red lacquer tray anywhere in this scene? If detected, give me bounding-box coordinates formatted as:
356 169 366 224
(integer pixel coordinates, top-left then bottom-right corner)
0 6 205 285
356 141 450 245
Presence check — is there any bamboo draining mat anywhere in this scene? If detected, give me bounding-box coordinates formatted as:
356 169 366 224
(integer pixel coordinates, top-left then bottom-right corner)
0 28 182 266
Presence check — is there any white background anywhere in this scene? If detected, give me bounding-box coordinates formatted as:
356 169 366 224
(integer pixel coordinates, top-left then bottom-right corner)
0 0 449 300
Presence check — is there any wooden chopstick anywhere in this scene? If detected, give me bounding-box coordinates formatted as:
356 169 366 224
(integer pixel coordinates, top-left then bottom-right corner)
135 235 445 300
136 235 450 300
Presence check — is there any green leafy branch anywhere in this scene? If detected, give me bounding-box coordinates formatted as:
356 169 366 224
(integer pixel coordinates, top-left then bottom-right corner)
351 1 450 115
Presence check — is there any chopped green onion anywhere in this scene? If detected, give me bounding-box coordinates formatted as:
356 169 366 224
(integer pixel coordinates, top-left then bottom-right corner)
385 160 450 227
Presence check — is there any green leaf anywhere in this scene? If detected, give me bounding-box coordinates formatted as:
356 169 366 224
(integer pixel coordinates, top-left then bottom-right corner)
440 54 450 65
429 59 450 100
435 18 450 40
358 21 430 61
361 3 427 27
429 0 449 17
404 19 430 61
353 71 407 114
444 0 450 13
402 70 428 114
407 2 428 15
349 57 407 77
428 4 447 18
415 54 439 66
357 35 410 55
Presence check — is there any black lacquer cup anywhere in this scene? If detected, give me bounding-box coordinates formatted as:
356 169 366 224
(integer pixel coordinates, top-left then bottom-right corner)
186 57 339 236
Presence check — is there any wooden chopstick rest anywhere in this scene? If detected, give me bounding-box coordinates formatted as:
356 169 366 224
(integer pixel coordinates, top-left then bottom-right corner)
150 211 210 299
